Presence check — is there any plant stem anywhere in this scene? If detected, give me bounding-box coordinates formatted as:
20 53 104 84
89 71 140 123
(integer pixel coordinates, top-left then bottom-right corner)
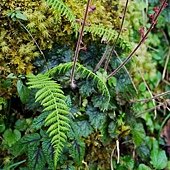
107 0 168 79
104 0 129 70
94 0 129 72
131 90 170 103
70 0 91 87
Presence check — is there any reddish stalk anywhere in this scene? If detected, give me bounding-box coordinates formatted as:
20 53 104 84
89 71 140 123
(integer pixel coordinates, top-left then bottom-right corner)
104 0 129 70
107 0 168 80
70 0 91 88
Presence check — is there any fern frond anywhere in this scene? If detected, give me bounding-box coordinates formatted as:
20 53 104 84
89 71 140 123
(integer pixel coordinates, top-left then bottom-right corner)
27 74 70 168
45 0 78 31
47 62 110 110
84 24 118 42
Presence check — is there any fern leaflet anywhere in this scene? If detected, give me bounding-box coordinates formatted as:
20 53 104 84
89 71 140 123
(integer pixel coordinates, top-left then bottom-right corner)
27 74 70 168
84 24 118 42
45 0 78 31
47 62 110 110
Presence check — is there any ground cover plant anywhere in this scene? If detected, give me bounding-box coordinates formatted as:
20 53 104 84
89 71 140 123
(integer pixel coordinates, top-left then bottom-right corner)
0 0 170 169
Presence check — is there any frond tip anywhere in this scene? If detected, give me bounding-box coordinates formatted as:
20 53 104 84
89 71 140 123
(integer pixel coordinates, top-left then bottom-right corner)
27 74 70 168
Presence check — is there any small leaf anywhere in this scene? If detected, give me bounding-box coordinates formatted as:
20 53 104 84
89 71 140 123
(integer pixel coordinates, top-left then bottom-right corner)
139 82 146 92
138 164 152 170
108 77 117 87
31 112 49 130
86 106 106 129
22 133 41 144
16 11 28 20
17 80 30 104
74 121 93 137
150 149 167 169
0 121 5 133
131 123 145 146
3 129 21 147
15 119 28 131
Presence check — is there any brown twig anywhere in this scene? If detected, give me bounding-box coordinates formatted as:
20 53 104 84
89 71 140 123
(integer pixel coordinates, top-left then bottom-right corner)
135 102 165 117
111 50 138 93
94 0 129 72
70 0 91 88
104 0 129 70
94 44 111 72
137 68 157 119
107 0 168 79
130 91 170 103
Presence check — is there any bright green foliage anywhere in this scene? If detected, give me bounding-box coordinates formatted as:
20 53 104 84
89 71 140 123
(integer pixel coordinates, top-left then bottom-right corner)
27 74 70 167
138 164 152 170
45 0 78 31
0 0 170 169
84 24 118 42
47 62 110 110
17 80 30 104
150 139 168 169
3 129 21 147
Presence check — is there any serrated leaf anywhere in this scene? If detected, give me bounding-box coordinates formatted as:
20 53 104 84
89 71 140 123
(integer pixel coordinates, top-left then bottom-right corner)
28 145 46 170
31 112 49 130
69 139 85 165
3 129 21 147
42 138 54 169
131 123 146 146
74 121 93 137
86 106 106 129
150 149 167 169
138 164 152 170
21 133 41 144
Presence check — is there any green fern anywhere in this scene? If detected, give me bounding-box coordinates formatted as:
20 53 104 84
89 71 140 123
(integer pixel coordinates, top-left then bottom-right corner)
84 24 118 42
47 62 110 110
44 0 119 42
44 0 78 31
27 74 70 168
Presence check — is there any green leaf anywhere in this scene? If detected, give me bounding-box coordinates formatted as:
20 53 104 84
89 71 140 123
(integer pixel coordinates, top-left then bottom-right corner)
31 112 49 130
138 164 152 170
131 123 146 146
150 147 168 169
15 119 28 131
3 129 21 147
69 139 85 165
108 121 117 138
15 11 27 20
17 80 30 104
74 121 93 137
0 121 5 133
86 106 106 129
22 133 41 145
92 95 109 111
9 140 26 157
139 82 146 92
108 77 117 87
42 139 54 169
28 145 46 170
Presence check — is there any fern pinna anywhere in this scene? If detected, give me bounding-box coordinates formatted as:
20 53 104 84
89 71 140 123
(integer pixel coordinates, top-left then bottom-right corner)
47 62 110 110
27 74 70 168
45 0 78 31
